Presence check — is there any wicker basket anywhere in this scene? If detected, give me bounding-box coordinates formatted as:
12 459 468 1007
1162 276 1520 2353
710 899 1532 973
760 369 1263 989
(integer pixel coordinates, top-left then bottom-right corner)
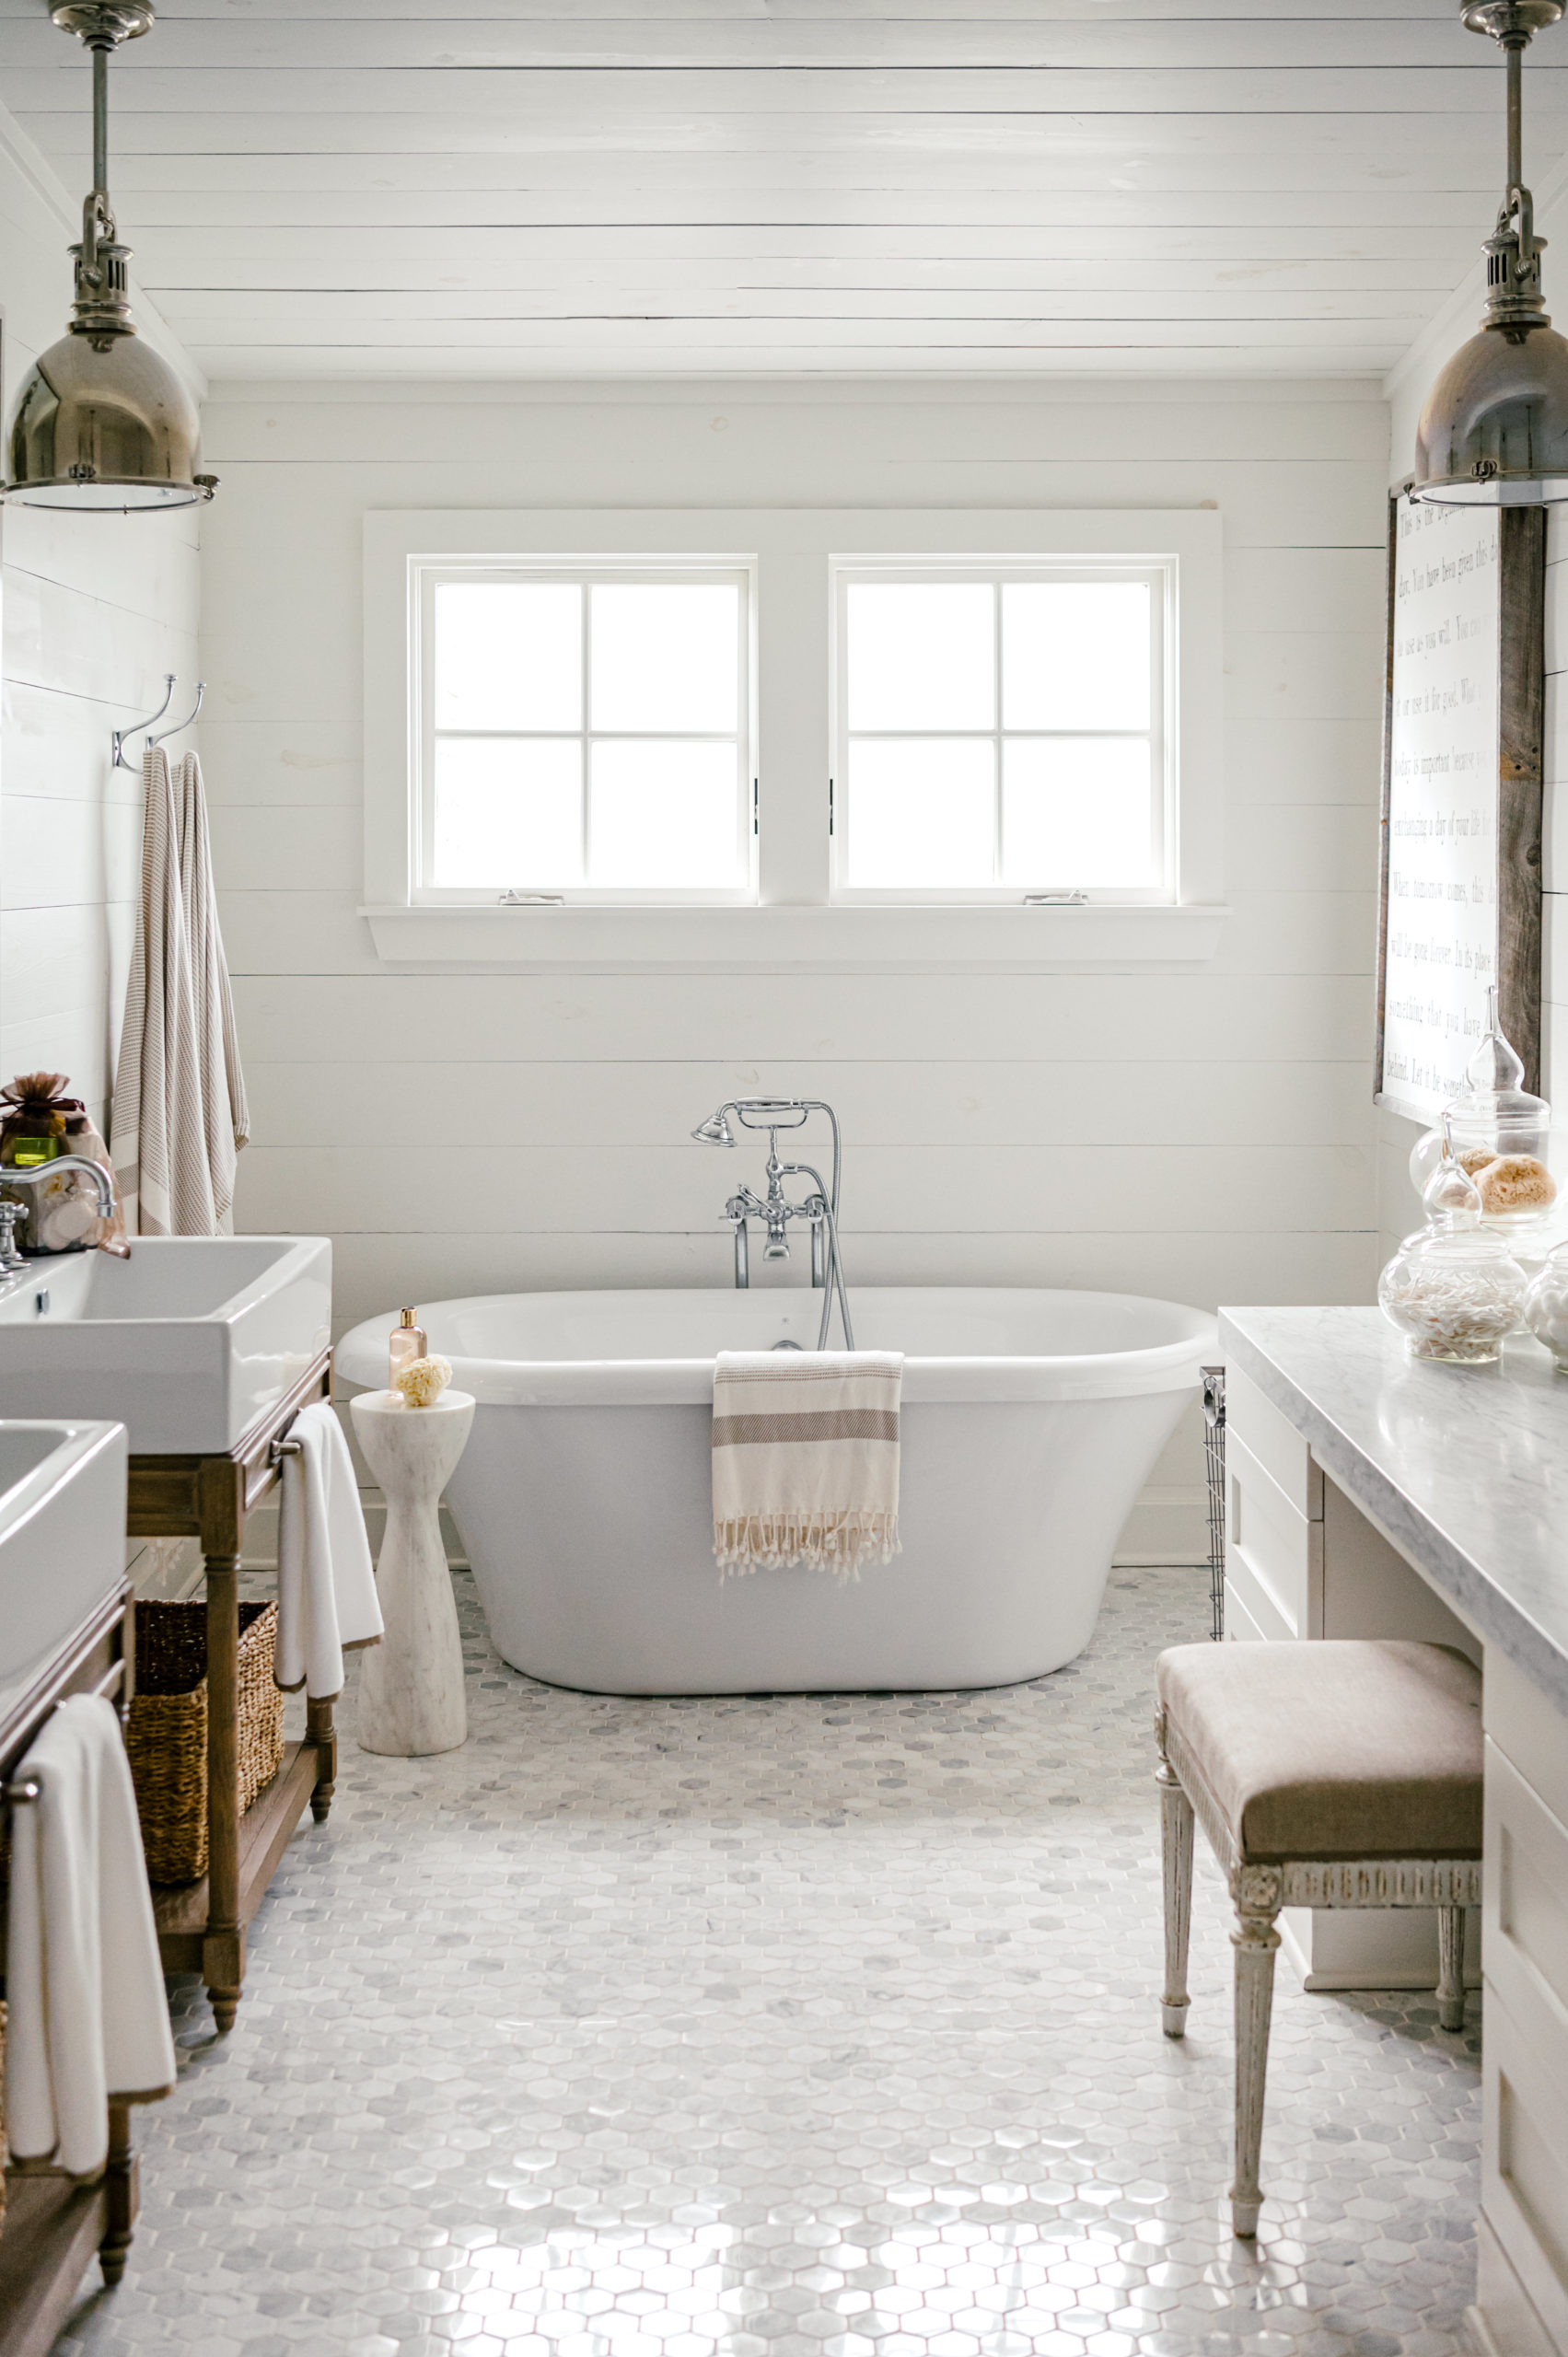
126 1602 285 1884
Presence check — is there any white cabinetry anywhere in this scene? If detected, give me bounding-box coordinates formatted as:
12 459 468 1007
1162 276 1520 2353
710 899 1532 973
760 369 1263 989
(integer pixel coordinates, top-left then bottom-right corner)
1479 1653 1568 2357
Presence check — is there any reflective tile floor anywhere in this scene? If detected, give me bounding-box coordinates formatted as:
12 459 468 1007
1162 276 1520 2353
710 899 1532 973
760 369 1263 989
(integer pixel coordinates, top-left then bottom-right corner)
59 1567 1480 2357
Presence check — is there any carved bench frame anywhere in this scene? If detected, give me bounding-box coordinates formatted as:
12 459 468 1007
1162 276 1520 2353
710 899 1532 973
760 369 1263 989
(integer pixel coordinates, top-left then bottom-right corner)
1156 1706 1483 2238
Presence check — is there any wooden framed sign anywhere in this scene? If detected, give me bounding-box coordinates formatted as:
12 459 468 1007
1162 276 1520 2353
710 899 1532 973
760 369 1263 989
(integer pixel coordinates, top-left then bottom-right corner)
1376 494 1546 1120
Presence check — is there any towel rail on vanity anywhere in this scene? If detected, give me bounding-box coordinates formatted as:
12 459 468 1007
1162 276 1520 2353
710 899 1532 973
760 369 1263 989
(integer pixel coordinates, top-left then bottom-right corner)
0 1582 140 2356
128 1347 333 2034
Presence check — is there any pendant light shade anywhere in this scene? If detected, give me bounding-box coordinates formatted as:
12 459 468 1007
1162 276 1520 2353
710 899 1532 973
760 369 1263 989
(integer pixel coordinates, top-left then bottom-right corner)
1413 2 1568 505
1414 322 1568 505
3 4 215 514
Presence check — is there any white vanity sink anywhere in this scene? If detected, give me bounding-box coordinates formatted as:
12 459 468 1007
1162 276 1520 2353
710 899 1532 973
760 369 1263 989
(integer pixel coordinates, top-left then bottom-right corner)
0 1236 331 1454
0 1419 127 1720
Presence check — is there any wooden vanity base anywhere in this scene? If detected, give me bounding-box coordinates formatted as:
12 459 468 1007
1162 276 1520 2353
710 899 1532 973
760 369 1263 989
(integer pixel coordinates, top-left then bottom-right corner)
130 1351 334 2032
0 1597 140 2345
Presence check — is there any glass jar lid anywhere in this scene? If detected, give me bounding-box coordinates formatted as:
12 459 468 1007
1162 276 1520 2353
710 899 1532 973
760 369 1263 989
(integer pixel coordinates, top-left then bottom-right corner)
1452 984 1549 1126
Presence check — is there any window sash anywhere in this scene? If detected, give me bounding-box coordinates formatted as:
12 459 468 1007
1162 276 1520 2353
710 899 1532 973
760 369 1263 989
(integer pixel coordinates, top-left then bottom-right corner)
414 560 757 905
830 560 1172 905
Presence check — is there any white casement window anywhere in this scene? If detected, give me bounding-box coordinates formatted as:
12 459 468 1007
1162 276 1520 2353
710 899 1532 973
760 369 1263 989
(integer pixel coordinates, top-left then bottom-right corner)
832 563 1168 902
417 562 755 902
365 510 1223 967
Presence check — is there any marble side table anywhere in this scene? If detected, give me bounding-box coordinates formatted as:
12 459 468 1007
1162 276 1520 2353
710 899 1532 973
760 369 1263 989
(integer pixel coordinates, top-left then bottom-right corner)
349 1388 474 1758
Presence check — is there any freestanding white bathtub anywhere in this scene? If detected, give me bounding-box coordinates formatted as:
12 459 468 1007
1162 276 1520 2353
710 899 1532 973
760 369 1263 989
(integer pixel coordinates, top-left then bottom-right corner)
335 1286 1215 1697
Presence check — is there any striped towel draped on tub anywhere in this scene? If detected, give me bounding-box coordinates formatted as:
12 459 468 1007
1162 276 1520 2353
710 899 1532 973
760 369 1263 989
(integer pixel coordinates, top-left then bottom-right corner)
712 1350 903 1579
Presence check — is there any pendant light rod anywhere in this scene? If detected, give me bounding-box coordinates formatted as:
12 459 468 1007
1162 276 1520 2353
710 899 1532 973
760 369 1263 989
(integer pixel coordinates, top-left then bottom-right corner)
91 36 109 193
1507 33 1523 189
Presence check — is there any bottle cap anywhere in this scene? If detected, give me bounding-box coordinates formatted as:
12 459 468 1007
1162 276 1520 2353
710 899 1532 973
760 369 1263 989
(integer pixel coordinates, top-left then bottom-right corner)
399 1306 416 1327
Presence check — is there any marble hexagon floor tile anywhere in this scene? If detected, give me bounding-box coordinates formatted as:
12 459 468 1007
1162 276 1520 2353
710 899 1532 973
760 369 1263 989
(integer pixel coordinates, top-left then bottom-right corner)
55 1567 1479 2357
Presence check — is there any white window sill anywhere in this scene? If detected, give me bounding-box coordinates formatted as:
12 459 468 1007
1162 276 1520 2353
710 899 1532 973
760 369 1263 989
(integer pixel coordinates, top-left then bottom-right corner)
361 902 1230 970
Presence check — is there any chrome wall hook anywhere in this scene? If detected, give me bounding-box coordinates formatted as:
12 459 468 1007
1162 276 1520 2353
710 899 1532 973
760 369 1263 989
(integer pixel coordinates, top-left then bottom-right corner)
110 671 174 768
147 677 203 747
111 673 203 769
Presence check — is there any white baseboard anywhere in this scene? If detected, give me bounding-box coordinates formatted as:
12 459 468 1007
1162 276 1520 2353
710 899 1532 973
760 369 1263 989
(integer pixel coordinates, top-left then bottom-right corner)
1113 1486 1211 1569
1279 1909 1481 1993
240 1493 467 1571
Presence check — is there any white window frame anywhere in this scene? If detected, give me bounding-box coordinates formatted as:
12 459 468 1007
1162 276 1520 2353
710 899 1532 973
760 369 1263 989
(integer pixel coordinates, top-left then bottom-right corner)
364 508 1225 969
415 557 758 907
830 556 1173 906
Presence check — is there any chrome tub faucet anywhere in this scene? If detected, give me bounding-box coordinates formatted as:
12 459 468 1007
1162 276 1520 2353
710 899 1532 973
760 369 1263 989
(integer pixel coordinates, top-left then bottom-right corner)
691 1098 854 1351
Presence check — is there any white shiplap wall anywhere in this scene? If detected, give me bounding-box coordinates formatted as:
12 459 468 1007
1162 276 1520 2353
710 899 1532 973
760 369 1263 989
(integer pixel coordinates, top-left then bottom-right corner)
0 109 203 1596
0 113 202 1136
201 374 1389 1559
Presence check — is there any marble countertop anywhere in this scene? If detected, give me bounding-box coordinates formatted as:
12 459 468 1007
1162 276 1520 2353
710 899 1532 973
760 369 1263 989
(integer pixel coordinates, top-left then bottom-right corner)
1218 1306 1568 1715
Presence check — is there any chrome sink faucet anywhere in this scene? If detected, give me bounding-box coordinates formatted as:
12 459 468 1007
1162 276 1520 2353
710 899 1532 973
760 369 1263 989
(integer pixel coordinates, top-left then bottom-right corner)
0 1155 116 1269
691 1098 854 1351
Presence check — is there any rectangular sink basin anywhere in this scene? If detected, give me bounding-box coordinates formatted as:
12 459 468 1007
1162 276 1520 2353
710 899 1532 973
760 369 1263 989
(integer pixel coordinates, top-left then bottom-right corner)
0 1236 331 1455
0 1419 127 1724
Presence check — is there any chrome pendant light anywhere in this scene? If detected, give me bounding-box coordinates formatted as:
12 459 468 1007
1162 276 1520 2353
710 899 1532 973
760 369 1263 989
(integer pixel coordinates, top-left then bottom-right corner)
3 3 215 512
1413 1 1568 505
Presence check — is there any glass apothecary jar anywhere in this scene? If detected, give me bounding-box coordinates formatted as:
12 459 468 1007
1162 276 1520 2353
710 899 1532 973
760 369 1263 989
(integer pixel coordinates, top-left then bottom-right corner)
1379 1157 1529 1364
1409 988 1557 1230
1523 1241 1568 1370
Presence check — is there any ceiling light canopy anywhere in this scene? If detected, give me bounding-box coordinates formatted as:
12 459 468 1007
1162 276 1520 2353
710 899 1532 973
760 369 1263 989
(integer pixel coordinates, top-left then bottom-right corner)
3 3 215 513
1413 0 1568 505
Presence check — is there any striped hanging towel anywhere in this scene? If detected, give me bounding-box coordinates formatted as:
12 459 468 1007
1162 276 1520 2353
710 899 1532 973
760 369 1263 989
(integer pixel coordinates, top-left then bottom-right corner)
110 745 248 1237
712 1350 903 1580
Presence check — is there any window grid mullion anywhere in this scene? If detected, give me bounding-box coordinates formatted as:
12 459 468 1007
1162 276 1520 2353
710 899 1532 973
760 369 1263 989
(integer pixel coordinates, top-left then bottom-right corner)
993 578 1003 887
580 584 592 885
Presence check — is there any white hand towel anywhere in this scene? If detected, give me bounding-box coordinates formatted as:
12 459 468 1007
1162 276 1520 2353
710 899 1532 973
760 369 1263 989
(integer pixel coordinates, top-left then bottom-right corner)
275 1401 383 1700
6 1695 177 2178
712 1349 903 1579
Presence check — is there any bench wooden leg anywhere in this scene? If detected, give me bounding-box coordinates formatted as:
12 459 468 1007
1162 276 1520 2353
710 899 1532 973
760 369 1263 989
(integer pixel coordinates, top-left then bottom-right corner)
1157 1731 1195 2038
1436 1905 1466 2031
1229 1864 1283 2240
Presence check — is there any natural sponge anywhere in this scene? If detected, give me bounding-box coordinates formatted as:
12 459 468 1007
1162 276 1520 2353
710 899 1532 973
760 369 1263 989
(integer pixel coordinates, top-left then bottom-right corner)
392 1353 452 1408
1472 1154 1557 1214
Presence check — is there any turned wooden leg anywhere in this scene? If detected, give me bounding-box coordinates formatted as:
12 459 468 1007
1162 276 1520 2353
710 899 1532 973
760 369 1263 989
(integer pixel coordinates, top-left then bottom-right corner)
1436 1905 1466 2031
308 1693 337 1824
203 1552 245 2034
1156 1728 1195 2038
1229 1863 1283 2239
99 2101 137 2285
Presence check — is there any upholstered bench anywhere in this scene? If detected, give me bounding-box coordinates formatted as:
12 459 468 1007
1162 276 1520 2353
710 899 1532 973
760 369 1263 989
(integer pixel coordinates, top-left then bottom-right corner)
1155 1639 1483 2236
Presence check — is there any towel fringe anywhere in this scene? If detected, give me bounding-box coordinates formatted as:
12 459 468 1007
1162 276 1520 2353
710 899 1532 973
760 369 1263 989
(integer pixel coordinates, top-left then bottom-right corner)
714 1509 900 1583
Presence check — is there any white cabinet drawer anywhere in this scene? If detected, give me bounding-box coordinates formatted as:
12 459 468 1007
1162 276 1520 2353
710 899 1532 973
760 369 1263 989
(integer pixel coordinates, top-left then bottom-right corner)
1226 1428 1321 1641
1225 1579 1271 1643
1484 1967 1568 2351
1225 1362 1323 1522
1487 1736 1568 2034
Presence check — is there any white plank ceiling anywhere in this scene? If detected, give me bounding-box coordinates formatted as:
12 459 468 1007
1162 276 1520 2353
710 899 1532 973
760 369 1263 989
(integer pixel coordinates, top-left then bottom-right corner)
0 0 1563 379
